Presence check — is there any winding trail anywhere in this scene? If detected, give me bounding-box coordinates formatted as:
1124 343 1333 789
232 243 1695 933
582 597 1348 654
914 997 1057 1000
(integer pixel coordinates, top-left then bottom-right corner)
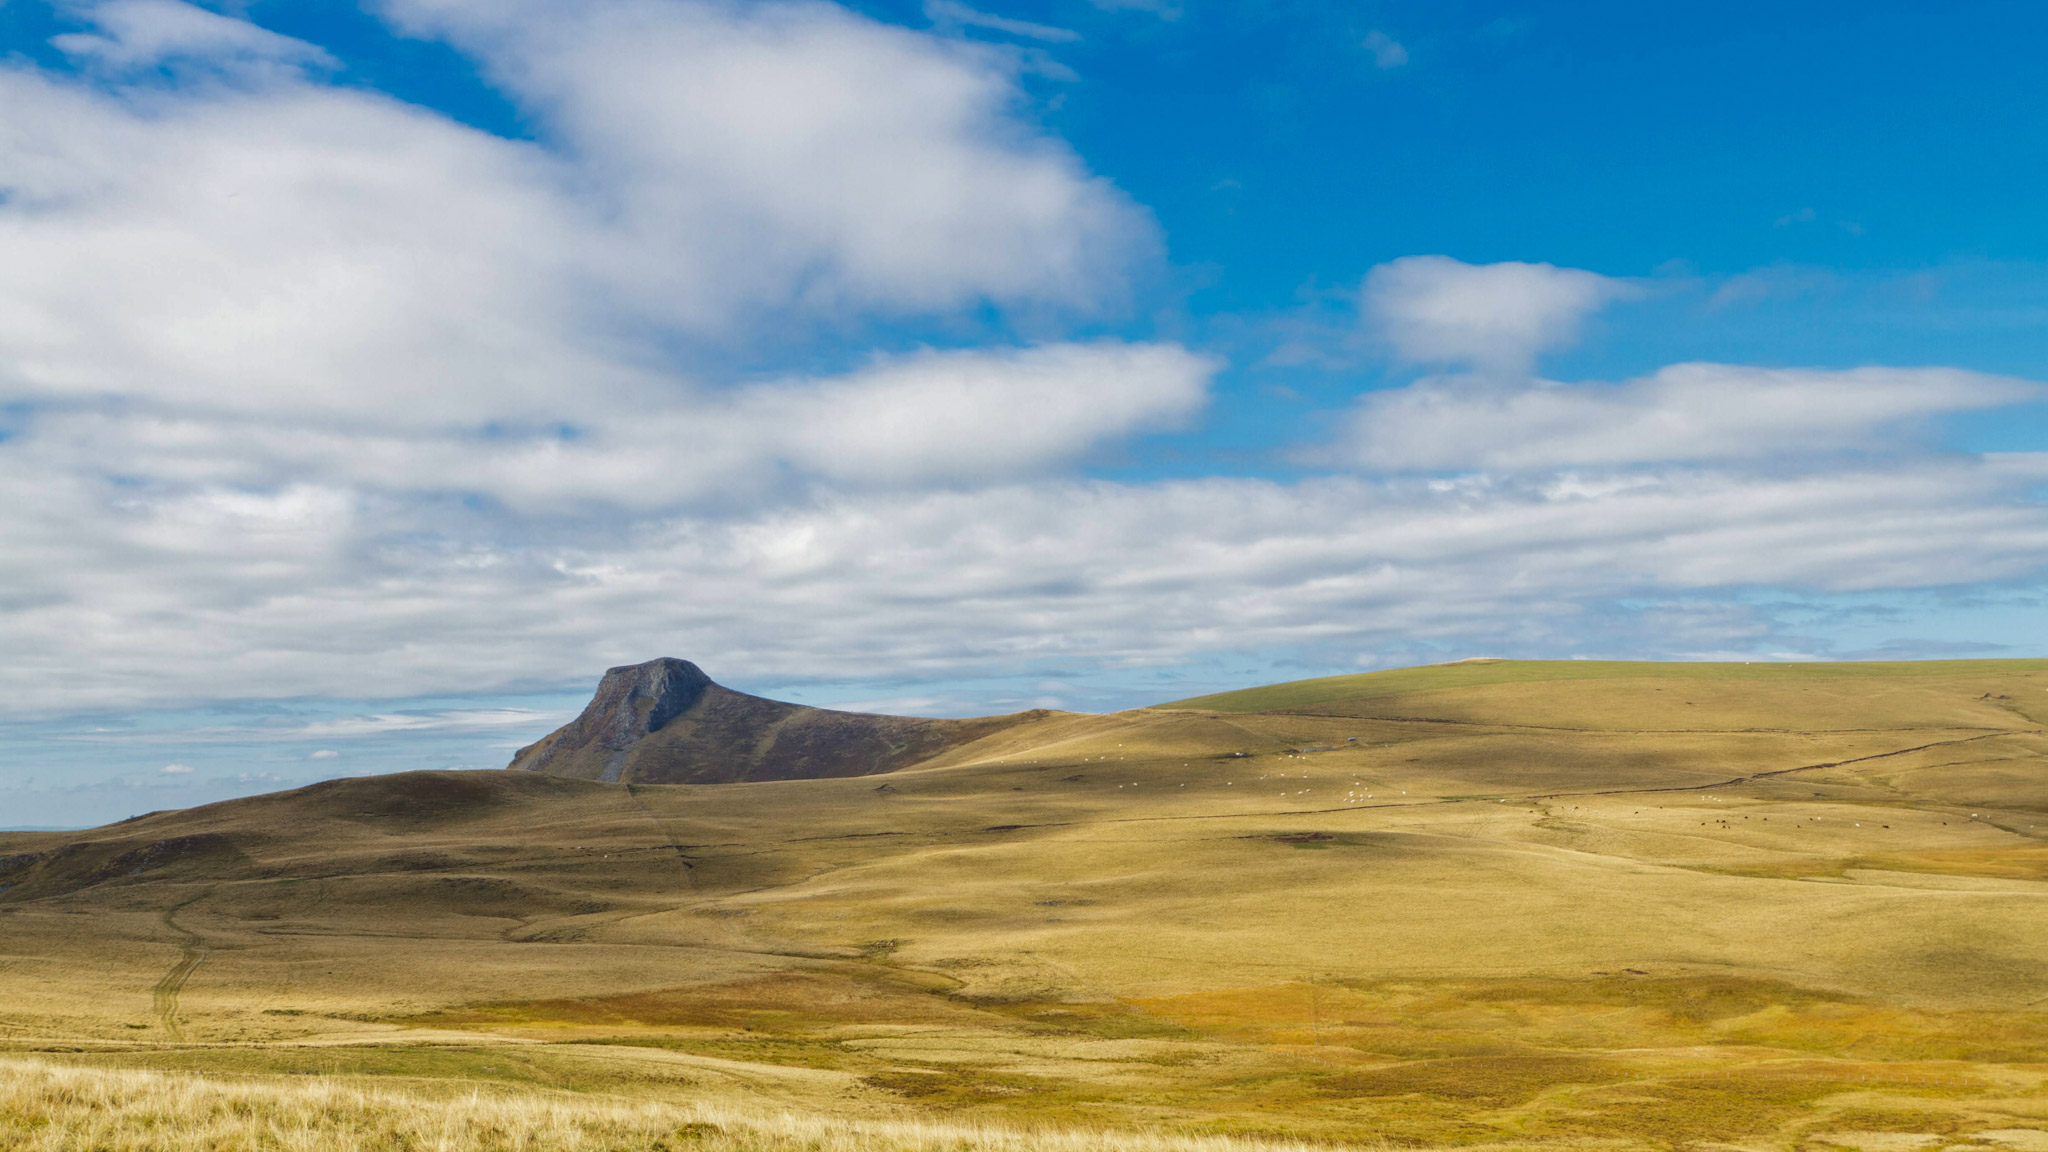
152 893 210 1041
1547 729 2026 799
624 782 699 886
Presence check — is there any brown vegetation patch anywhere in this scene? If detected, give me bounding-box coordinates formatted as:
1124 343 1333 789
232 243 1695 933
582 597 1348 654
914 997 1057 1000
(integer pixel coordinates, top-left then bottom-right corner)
1816 1107 1968 1135
1555 1070 1869 1143
406 968 977 1032
1132 976 2048 1068
309 872 596 922
293 770 552 826
1856 846 2048 882
1321 1054 1622 1104
0 832 253 901
1449 973 1859 1023
861 1068 1047 1102
990 999 1196 1041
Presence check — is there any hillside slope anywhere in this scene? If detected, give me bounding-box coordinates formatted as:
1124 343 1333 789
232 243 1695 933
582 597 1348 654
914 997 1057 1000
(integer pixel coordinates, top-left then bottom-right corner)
3 658 2047 1148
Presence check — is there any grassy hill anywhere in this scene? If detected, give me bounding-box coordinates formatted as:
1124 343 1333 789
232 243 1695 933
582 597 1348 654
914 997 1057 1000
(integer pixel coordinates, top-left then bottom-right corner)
3 659 2046 1150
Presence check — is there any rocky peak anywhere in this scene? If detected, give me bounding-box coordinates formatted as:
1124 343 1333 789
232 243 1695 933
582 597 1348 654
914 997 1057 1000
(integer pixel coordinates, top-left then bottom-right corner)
509 658 710 781
507 657 1045 785
588 658 711 746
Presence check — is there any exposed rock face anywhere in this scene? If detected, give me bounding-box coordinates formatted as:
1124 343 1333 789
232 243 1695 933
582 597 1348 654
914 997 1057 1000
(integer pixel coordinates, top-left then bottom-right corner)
507 658 1041 785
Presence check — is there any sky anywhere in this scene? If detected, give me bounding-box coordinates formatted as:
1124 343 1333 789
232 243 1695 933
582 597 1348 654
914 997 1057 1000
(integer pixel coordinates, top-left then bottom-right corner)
3 0 2047 827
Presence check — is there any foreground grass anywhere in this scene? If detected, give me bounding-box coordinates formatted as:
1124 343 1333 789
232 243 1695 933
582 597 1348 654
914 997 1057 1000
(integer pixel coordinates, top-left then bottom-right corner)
0 1056 1362 1152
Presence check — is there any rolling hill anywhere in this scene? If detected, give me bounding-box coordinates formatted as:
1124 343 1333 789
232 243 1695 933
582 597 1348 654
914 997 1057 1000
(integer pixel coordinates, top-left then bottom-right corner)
3 658 2047 1150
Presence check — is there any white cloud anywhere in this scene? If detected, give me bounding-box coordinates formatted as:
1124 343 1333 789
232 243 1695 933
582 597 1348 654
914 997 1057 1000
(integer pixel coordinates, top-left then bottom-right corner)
158 763 193 774
0 1 1201 561
1362 255 1630 376
0 0 1153 429
378 0 1148 320
3 456 2047 715
6 342 1212 511
1343 364 2041 473
62 710 575 743
1363 30 1408 69
309 749 340 759
748 343 1211 486
924 0 1080 43
284 710 574 739
0 65 651 427
52 0 337 77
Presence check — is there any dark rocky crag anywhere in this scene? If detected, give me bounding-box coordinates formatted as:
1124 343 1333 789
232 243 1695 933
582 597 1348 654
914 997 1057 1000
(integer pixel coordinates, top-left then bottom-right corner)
507 658 1044 784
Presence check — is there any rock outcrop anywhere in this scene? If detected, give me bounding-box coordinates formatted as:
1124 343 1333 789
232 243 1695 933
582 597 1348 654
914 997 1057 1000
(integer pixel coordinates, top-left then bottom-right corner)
507 658 1042 784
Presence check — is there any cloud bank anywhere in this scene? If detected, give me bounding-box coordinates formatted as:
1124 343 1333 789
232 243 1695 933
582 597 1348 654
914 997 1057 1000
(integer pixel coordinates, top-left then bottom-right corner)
6 450 2048 714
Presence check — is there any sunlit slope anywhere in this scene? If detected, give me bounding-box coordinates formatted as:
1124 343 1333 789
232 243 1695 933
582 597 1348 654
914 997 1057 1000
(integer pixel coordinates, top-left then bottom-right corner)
3 659 2047 1147
1160 657 2048 725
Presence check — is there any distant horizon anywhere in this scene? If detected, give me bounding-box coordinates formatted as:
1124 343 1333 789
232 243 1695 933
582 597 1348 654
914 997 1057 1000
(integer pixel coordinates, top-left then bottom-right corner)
13 650 2048 830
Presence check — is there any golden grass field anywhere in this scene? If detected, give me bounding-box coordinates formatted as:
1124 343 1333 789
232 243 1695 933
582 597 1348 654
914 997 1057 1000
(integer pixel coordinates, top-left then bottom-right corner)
3 659 2047 1150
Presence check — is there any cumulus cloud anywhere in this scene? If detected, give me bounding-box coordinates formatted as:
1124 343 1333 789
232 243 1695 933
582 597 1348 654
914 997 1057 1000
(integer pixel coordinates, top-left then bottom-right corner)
0 65 653 426
0 13 1204 496
378 0 1146 320
1344 365 2041 473
0 0 1152 429
1362 255 1630 376
744 343 1211 486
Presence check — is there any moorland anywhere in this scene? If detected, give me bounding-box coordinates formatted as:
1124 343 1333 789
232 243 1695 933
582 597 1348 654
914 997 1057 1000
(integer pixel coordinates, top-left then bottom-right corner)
3 658 2047 1151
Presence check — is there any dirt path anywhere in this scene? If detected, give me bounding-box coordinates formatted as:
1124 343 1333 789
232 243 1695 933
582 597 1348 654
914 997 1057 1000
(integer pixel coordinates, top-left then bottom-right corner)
152 894 210 1041
624 783 699 885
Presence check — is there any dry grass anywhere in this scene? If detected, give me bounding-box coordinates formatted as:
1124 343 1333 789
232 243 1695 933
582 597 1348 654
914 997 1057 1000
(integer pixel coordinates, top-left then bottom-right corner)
1155 657 2048 714
6 659 2048 1146
0 1056 1366 1152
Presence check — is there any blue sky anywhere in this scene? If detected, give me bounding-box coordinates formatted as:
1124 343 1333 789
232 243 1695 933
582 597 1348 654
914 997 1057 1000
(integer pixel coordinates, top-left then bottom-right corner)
2 0 2046 827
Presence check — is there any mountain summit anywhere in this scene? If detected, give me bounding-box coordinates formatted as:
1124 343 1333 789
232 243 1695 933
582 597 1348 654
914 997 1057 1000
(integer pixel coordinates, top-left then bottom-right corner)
506 658 1041 784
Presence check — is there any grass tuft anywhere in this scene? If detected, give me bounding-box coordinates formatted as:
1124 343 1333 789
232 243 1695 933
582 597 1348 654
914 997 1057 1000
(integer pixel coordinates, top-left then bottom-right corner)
0 1056 1379 1152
